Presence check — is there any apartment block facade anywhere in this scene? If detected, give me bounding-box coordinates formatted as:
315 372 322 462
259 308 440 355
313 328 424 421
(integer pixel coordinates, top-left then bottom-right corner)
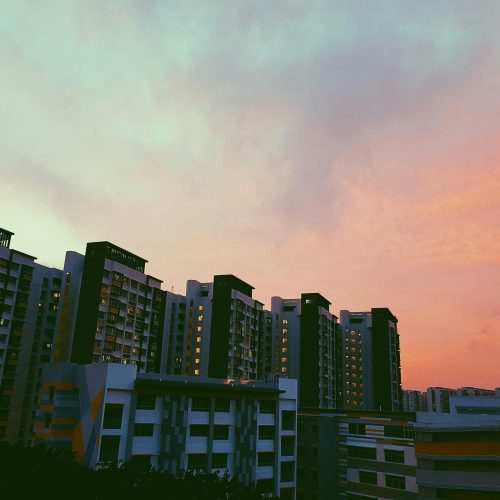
340 308 402 411
34 362 298 499
0 228 63 445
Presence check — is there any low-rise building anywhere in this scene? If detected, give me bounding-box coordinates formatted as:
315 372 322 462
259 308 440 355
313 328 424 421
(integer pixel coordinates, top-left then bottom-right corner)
415 400 500 498
297 409 418 499
34 363 298 499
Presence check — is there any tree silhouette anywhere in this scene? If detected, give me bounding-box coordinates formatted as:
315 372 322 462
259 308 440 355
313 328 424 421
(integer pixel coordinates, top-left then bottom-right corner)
0 443 279 500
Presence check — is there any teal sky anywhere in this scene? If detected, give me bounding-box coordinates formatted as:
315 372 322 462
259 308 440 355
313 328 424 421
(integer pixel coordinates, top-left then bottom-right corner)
1 1 500 390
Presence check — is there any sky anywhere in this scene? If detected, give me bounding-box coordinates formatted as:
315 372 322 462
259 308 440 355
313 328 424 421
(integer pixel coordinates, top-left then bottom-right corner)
1 1 499 391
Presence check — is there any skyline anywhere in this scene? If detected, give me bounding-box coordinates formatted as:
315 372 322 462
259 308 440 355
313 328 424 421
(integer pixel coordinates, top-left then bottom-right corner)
2 1 500 391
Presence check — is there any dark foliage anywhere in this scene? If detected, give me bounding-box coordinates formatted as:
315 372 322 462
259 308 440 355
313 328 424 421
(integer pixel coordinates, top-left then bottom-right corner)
0 442 277 500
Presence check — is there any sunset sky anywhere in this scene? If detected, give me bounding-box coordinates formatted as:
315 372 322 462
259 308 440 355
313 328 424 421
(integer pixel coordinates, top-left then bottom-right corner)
1 1 499 390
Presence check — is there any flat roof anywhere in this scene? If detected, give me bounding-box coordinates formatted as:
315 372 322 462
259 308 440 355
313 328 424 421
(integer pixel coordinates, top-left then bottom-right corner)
136 373 282 395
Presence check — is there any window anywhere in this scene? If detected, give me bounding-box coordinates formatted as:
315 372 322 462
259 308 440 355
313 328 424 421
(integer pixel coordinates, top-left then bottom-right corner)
348 423 366 435
100 436 120 463
190 424 209 437
347 446 376 460
384 425 414 439
385 474 406 490
134 423 154 437
281 436 295 456
281 461 294 482
103 404 123 429
282 410 295 431
215 398 230 412
256 479 274 494
188 454 208 470
213 425 229 440
359 470 377 485
212 453 228 468
384 449 405 464
260 400 276 415
137 393 156 410
191 397 210 411
259 425 275 440
258 452 275 466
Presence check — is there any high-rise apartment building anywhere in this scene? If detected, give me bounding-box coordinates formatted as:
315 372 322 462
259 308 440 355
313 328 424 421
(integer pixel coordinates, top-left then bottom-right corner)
56 242 167 373
206 275 272 381
339 308 402 411
0 228 63 444
271 294 339 409
161 275 273 381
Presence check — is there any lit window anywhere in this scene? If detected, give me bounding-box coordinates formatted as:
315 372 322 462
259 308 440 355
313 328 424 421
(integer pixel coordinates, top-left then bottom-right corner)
282 357 287 363
194 369 200 376
198 315 203 321
196 347 201 353
282 329 288 334
282 348 287 353
196 336 202 343
197 326 203 332
281 367 287 373
198 305 204 311
283 320 288 324
195 358 200 364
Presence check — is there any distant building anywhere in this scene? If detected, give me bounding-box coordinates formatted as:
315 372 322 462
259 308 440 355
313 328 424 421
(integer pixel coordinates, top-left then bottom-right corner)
403 389 428 412
415 397 500 498
339 308 402 411
34 362 298 499
297 409 418 499
426 387 457 413
271 294 340 409
0 228 63 445
456 386 495 397
426 387 496 413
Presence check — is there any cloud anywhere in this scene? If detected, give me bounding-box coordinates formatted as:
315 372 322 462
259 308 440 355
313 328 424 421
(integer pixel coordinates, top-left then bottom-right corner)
1 0 499 388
